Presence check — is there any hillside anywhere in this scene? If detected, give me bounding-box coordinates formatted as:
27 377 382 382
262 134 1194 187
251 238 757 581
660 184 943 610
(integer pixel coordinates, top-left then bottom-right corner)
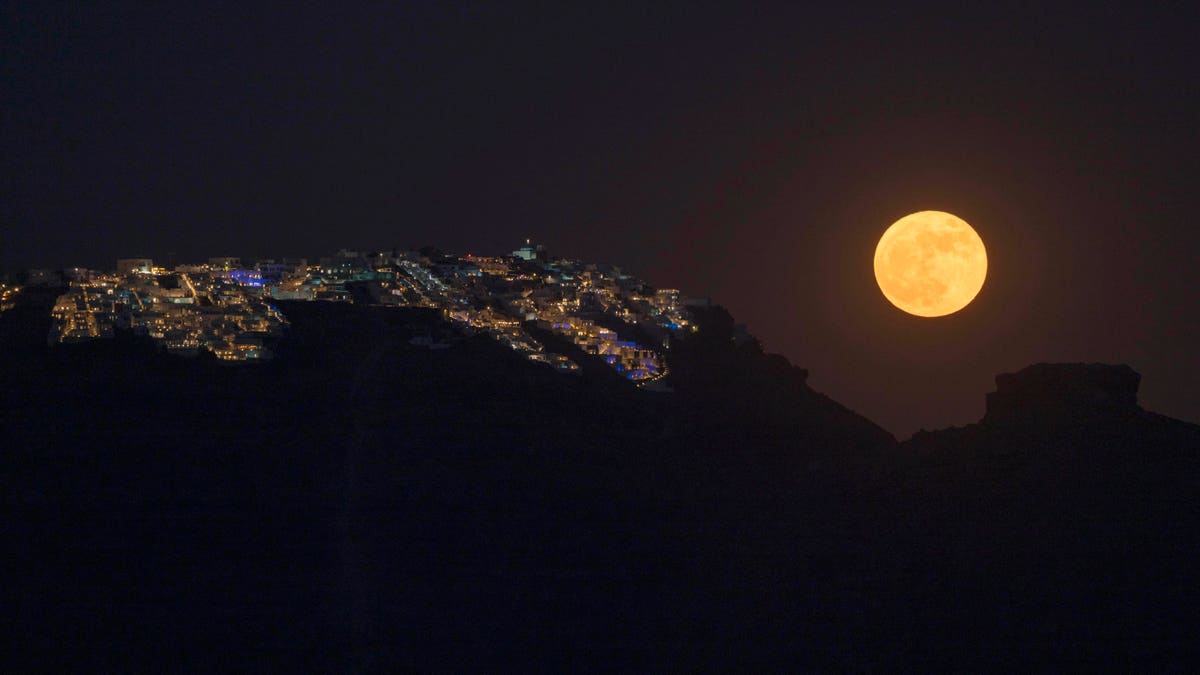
2 295 1197 670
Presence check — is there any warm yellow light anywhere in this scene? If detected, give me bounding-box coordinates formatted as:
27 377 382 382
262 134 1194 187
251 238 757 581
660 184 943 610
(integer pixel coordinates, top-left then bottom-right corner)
873 210 987 317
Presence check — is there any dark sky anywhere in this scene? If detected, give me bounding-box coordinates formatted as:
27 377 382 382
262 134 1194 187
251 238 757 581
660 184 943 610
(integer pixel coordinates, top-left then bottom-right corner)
3 2 1197 436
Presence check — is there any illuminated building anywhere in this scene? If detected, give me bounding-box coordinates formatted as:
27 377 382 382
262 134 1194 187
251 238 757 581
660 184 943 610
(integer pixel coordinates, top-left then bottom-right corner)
512 240 546 262
207 257 241 271
0 284 20 312
229 269 265 287
117 259 154 275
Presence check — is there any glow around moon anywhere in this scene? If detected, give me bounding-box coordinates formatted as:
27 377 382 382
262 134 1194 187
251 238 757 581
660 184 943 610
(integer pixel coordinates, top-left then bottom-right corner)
873 211 987 317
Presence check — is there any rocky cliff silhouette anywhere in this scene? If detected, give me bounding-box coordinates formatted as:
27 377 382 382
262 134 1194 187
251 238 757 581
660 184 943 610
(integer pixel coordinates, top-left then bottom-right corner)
2 294 1196 671
985 362 1142 424
901 363 1200 669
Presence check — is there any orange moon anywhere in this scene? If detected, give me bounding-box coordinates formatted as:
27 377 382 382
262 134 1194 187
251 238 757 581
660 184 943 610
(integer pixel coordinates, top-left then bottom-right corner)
873 211 987 317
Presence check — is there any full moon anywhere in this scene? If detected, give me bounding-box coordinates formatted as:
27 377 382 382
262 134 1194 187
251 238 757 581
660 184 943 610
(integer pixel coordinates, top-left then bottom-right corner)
873 211 987 317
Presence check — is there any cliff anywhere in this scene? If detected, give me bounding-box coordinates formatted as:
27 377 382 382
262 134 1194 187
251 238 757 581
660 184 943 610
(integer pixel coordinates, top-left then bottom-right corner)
2 296 1198 671
900 362 1200 670
984 362 1142 425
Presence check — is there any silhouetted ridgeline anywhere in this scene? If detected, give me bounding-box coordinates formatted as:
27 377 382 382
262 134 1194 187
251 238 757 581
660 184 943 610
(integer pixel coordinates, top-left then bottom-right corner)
901 363 1200 669
985 362 1142 424
2 296 1197 671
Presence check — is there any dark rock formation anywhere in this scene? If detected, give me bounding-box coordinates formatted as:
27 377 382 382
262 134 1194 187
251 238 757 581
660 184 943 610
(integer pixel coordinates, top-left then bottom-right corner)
902 363 1200 670
984 362 1142 425
4 292 1198 671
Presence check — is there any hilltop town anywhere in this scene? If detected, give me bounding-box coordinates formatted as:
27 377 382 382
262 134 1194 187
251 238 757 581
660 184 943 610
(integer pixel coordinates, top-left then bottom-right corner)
15 242 707 386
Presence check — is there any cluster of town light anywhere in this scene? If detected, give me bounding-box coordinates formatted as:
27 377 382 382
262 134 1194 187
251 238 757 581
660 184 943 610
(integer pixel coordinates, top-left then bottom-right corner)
40 243 699 379
0 283 20 313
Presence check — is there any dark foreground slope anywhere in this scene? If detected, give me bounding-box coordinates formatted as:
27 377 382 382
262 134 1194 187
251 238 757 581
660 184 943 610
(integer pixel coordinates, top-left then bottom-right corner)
2 298 1197 671
897 363 1200 669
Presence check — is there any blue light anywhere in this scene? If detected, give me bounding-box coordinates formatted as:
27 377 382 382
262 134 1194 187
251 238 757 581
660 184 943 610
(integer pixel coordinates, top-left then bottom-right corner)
229 270 264 287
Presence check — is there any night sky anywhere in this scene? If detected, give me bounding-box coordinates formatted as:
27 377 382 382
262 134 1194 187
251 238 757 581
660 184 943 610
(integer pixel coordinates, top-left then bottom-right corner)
3 3 1197 436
